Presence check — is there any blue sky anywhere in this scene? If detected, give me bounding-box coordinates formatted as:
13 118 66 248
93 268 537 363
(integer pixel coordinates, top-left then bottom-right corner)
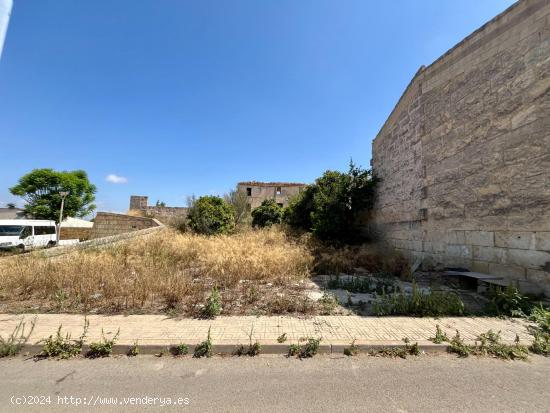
0 0 515 214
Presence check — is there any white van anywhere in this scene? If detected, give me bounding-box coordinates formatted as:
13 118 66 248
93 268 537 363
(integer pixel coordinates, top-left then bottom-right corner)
0 219 57 250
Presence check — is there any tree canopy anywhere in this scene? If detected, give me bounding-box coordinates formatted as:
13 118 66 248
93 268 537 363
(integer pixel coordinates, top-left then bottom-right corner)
283 162 378 243
187 195 235 235
9 169 97 221
251 199 283 228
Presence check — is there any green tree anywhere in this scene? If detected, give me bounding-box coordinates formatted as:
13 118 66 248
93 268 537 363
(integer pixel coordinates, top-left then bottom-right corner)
283 162 378 243
9 169 97 221
251 199 283 228
187 196 235 235
282 185 316 231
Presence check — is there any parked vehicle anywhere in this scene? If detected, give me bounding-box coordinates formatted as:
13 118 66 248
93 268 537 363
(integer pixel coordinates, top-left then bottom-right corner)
0 219 57 250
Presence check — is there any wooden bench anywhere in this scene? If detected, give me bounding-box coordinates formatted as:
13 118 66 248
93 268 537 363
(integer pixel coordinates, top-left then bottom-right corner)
444 270 541 295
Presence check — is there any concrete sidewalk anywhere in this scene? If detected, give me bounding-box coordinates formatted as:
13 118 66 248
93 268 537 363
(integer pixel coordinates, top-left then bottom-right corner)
0 314 534 354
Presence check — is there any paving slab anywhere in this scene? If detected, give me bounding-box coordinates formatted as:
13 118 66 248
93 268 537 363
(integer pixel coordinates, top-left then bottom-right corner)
0 314 534 355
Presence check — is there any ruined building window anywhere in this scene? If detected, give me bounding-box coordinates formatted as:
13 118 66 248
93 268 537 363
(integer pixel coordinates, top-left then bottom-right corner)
246 187 252 196
276 186 282 195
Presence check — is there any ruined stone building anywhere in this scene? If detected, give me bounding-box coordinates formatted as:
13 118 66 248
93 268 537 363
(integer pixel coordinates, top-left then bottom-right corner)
371 0 550 294
237 182 306 209
129 195 188 222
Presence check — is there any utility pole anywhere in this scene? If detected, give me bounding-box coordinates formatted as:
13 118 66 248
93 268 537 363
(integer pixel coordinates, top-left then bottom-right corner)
0 0 13 60
56 191 69 246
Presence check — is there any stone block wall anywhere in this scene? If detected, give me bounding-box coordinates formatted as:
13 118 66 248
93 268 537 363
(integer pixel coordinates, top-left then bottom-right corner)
371 0 550 295
90 212 159 239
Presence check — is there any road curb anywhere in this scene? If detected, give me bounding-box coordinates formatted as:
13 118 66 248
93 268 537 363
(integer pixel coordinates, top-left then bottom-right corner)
20 341 451 357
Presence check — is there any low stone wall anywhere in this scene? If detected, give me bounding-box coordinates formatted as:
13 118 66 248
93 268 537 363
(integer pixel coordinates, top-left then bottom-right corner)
32 225 165 259
90 212 160 239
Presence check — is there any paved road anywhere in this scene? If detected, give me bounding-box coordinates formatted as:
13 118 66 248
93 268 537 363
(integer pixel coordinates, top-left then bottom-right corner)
0 354 549 413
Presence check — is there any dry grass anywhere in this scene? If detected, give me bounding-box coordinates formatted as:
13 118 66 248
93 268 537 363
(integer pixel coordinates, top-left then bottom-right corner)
311 241 411 279
0 227 314 316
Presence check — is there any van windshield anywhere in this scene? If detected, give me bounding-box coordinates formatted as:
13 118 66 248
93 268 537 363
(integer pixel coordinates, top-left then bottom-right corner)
0 226 23 237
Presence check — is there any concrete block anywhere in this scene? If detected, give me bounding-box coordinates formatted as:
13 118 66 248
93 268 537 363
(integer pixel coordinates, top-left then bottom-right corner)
526 268 550 285
471 260 490 274
444 256 473 270
494 231 536 250
535 232 550 251
423 241 446 254
472 246 507 263
488 263 526 281
505 248 550 269
465 230 494 247
446 244 472 259
446 230 466 245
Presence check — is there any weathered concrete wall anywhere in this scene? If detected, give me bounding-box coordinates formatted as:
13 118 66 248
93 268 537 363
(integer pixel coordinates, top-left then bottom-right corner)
90 212 159 239
371 0 550 295
237 182 306 209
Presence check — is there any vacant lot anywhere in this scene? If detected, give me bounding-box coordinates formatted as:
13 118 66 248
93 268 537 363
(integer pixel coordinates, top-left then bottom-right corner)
0 228 319 316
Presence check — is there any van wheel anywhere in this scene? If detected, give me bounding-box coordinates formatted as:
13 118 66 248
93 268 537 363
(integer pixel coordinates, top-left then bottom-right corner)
47 241 56 248
16 245 25 252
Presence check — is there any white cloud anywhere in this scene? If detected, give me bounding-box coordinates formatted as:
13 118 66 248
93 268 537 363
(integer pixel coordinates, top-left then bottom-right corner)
105 174 128 184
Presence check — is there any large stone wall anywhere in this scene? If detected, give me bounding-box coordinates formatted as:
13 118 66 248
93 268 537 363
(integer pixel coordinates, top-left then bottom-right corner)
371 0 550 295
90 212 160 239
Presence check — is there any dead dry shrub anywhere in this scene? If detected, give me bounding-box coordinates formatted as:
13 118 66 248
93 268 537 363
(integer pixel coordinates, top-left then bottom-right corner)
0 227 314 315
311 242 410 278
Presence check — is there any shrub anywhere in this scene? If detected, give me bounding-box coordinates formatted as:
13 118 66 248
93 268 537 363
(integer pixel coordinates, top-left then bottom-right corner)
127 341 139 357
318 292 338 315
327 275 397 295
476 331 529 360
193 328 213 358
40 319 89 359
171 343 189 356
344 339 359 356
187 196 235 235
283 185 315 231
286 337 321 358
429 325 449 344
251 199 283 228
530 331 550 356
313 243 410 279
234 342 261 357
86 328 120 358
529 305 550 334
485 284 535 317
203 287 222 318
373 282 464 316
448 329 529 360
448 330 471 357
529 305 550 356
283 162 378 244
287 344 300 357
368 339 419 358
